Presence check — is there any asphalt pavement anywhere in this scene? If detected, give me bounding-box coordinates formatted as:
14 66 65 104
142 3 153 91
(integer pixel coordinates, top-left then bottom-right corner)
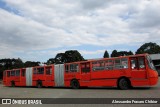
0 78 160 107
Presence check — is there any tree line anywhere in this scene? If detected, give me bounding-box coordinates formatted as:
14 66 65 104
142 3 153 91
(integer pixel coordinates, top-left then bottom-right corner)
0 42 160 79
0 59 40 79
104 42 160 58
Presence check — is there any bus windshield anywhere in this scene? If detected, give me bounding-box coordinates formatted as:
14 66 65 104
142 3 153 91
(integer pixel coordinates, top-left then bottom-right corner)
147 55 156 70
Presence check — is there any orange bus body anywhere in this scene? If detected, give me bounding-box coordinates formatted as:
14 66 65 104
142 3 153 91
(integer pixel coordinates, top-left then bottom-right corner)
3 54 158 89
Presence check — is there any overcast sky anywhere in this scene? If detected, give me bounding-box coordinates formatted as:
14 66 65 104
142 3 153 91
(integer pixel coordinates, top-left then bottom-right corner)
0 0 160 62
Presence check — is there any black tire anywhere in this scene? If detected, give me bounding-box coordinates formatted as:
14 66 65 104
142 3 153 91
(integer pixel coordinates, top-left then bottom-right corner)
11 81 15 87
118 78 130 90
71 80 80 89
37 81 42 88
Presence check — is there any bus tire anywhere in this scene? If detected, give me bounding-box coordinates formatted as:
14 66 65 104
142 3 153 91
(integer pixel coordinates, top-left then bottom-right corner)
11 81 15 87
71 80 80 89
118 78 130 90
37 81 42 88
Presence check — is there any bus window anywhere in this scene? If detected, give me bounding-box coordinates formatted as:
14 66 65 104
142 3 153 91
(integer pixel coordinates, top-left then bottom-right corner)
33 68 37 74
15 70 20 76
22 69 25 76
70 64 74 72
147 55 156 70
65 65 69 73
115 59 121 69
7 71 10 77
11 70 15 76
92 62 98 71
92 61 105 71
81 63 90 73
37 68 44 74
121 58 128 68
70 64 79 72
75 64 79 72
105 59 114 70
138 57 145 69
131 58 138 69
46 67 52 75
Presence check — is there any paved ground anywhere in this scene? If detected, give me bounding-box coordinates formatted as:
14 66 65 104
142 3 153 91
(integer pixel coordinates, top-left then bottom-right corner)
0 78 160 107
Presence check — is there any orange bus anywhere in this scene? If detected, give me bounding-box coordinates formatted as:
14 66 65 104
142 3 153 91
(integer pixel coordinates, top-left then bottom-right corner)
3 54 158 89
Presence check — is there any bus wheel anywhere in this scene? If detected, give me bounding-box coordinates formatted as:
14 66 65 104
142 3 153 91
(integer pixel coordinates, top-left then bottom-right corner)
71 80 80 89
11 81 15 87
37 81 42 88
118 78 130 90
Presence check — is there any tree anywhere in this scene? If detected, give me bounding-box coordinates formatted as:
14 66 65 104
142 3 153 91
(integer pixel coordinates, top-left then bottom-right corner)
118 51 134 56
136 42 160 54
0 58 42 79
0 58 25 79
128 51 134 55
103 50 109 58
64 50 85 63
46 58 56 65
111 50 119 57
55 53 66 64
48 50 85 64
13 58 24 68
111 50 134 57
24 61 40 67
118 51 126 56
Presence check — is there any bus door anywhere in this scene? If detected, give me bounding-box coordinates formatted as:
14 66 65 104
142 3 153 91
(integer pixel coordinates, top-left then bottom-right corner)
81 62 91 81
130 57 147 79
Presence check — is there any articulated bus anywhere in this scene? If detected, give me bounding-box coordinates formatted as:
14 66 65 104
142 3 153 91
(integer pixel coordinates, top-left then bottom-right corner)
3 54 158 90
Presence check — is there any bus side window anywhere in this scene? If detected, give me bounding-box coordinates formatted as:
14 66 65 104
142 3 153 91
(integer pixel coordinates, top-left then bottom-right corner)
22 69 25 76
73 64 79 72
86 63 90 72
131 58 138 69
15 70 20 76
92 61 104 71
11 70 15 76
115 59 121 69
70 64 79 72
70 64 74 72
81 63 90 73
92 62 98 71
76 64 79 72
33 68 37 74
138 57 146 69
105 60 114 70
37 68 44 74
82 64 86 73
65 65 69 73
81 64 85 72
46 67 52 75
121 58 128 69
7 71 10 77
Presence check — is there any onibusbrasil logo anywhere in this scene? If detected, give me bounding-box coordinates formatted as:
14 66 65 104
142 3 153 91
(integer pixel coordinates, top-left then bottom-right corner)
2 99 42 104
